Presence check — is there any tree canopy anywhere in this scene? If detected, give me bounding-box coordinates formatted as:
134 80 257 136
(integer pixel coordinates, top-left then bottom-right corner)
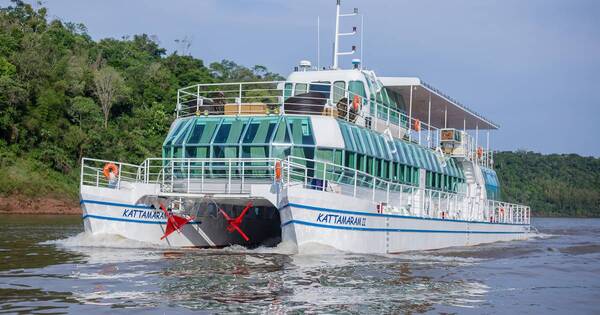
494 151 600 217
0 1 282 174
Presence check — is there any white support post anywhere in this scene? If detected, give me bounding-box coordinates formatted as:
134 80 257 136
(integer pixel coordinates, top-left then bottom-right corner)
241 161 245 192
187 159 190 194
438 192 441 218
386 182 390 204
201 161 205 191
332 0 341 69
399 184 403 208
228 159 232 193
408 85 413 141
475 123 479 162
386 105 390 126
238 84 243 114
444 105 448 129
486 130 490 168
117 163 122 190
374 101 378 131
427 93 432 148
463 118 467 158
170 162 174 192
196 85 200 114
353 169 358 197
304 168 308 187
322 162 327 191
287 159 291 185
372 178 376 202
177 91 180 118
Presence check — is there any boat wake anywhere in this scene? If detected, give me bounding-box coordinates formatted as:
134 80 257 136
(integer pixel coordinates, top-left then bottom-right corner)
42 232 168 249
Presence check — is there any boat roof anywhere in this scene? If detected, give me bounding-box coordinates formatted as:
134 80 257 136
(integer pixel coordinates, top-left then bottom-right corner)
286 68 365 83
380 77 499 130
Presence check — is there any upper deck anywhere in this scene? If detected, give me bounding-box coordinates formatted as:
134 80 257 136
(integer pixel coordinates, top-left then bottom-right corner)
176 69 498 168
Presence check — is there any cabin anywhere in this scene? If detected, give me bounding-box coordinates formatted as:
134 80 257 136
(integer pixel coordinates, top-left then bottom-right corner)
163 65 508 196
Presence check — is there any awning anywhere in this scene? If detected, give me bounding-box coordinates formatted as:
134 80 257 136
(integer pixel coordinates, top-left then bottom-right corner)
380 77 498 130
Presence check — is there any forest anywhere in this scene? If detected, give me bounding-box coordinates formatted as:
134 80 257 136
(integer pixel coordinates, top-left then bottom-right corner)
1 2 598 216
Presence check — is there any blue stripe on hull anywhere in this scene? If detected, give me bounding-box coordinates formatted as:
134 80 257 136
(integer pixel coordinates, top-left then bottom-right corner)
82 213 201 225
83 214 167 224
281 203 528 226
281 220 526 234
81 199 153 209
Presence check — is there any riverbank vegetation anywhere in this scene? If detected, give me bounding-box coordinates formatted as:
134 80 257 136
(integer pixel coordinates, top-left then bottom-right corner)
494 152 600 217
1 2 598 216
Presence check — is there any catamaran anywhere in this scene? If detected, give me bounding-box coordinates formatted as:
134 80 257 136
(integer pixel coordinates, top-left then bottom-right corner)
79 1 531 253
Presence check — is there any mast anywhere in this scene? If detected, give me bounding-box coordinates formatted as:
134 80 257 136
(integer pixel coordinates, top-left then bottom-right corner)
332 0 341 69
332 0 358 69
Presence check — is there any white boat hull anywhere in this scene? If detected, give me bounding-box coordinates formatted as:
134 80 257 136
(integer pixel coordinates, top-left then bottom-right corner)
80 183 530 253
280 186 530 254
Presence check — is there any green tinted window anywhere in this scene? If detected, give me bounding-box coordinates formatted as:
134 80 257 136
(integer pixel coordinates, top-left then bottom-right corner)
272 117 291 144
214 118 246 144
316 149 334 162
294 83 307 95
243 118 277 144
284 83 293 98
344 152 356 169
164 118 189 147
339 123 356 152
288 117 314 145
348 80 366 98
173 119 194 146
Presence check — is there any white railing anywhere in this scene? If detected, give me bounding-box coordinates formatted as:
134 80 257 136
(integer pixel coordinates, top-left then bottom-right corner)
81 156 529 224
80 158 143 189
176 81 494 168
178 82 427 147
286 156 528 224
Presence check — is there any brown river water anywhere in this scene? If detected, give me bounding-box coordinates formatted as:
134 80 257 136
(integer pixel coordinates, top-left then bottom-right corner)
0 216 599 314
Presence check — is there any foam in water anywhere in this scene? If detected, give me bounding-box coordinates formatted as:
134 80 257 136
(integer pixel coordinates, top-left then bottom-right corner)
41 232 171 264
42 232 168 249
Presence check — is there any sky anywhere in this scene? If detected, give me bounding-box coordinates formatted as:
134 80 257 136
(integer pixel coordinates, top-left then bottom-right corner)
4 0 600 156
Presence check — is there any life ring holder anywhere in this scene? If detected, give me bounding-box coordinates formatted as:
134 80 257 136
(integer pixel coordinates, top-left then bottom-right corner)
477 147 483 158
274 160 282 181
414 119 421 132
102 163 119 179
352 95 361 113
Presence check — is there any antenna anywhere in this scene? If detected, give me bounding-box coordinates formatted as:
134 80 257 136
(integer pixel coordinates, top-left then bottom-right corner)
332 0 359 69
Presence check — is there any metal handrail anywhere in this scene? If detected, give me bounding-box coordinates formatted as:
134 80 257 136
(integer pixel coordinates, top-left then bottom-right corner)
176 81 494 167
80 156 529 224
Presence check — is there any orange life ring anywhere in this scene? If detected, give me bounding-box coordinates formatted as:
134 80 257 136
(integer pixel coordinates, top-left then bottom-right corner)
414 119 421 132
352 95 361 112
477 147 483 158
274 161 282 181
103 163 119 179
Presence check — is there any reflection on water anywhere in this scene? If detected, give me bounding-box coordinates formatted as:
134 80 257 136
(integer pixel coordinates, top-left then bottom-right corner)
1 216 599 314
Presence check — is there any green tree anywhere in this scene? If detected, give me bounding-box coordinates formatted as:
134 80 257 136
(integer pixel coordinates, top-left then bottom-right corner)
93 66 125 128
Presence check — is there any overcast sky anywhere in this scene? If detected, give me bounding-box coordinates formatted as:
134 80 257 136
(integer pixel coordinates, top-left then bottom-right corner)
5 0 600 156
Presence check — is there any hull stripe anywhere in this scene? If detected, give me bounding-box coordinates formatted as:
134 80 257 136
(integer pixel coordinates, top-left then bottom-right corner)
81 199 153 209
281 220 527 234
82 214 202 225
281 203 529 226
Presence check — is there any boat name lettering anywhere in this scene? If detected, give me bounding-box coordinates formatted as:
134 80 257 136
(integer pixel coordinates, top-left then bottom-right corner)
316 213 366 227
122 209 165 220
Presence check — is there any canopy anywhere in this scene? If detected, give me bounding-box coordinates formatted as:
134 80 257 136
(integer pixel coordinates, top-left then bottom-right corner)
380 77 498 130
